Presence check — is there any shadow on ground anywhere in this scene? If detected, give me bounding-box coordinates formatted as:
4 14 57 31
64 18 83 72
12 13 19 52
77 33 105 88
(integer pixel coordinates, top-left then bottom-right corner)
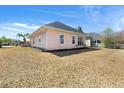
49 48 101 57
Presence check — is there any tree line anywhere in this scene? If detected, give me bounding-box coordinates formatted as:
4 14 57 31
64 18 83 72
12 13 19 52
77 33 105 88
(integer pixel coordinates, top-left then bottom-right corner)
102 27 124 48
0 27 124 48
0 36 13 48
0 33 29 48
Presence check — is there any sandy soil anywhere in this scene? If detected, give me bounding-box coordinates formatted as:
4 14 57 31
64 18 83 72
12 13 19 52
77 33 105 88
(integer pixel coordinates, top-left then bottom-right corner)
0 47 124 88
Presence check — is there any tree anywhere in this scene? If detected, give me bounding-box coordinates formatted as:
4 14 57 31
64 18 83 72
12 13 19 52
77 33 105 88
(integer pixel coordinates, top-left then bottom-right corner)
0 36 12 47
17 33 29 44
0 38 2 48
116 31 124 44
102 27 114 48
1 36 12 44
77 26 83 33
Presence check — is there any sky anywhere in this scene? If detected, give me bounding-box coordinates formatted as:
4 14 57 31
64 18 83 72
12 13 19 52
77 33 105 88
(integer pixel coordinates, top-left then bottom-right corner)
0 5 124 39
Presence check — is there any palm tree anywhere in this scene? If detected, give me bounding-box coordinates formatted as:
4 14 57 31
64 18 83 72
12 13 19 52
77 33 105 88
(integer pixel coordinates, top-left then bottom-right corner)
17 33 29 44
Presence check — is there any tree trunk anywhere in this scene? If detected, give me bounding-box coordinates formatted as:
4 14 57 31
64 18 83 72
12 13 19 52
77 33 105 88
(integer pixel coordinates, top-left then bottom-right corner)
23 38 26 44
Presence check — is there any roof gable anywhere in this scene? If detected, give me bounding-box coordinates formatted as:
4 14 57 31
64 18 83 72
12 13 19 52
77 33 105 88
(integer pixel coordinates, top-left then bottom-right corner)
29 21 85 38
45 21 77 32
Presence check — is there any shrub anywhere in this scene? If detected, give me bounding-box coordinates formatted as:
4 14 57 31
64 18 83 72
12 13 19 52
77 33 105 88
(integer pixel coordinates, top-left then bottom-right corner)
0 40 2 48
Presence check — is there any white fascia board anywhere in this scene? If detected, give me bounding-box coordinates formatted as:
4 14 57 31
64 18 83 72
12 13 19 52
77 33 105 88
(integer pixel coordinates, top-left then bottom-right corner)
44 26 86 37
28 27 45 38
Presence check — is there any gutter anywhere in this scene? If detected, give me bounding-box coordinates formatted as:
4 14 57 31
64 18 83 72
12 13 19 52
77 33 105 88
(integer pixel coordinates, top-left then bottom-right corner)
44 26 86 36
28 25 87 38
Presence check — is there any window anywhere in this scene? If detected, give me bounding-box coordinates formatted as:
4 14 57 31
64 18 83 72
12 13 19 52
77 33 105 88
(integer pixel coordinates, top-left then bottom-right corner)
78 37 83 45
72 36 75 44
92 41 95 45
60 35 64 44
39 38 41 42
97 40 101 43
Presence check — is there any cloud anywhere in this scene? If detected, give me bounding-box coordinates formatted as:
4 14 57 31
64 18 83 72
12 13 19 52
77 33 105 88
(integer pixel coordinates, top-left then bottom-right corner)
39 20 54 25
57 13 77 18
1 27 23 33
120 17 124 24
115 17 124 31
0 22 40 39
29 8 77 18
81 5 102 22
13 23 40 30
80 6 124 32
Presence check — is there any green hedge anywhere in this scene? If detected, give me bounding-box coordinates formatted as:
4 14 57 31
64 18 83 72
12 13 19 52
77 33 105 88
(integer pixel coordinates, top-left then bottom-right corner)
0 40 2 48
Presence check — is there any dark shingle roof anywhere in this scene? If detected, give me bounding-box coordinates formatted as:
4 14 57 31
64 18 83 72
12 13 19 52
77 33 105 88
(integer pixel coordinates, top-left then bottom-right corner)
44 21 78 33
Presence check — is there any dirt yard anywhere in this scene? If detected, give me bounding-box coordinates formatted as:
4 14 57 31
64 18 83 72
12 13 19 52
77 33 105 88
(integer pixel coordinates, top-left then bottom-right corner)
0 47 124 88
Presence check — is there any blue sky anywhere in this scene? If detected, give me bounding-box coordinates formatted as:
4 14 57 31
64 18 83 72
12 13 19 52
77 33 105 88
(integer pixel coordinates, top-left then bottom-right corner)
0 5 124 39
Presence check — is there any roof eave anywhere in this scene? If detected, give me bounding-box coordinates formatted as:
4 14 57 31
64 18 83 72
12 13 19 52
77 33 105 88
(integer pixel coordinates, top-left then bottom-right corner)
28 26 44 38
29 25 86 38
44 26 86 36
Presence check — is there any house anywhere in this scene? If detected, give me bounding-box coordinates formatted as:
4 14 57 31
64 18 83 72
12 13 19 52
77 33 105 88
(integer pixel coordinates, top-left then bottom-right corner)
88 33 102 47
29 21 90 50
85 36 91 47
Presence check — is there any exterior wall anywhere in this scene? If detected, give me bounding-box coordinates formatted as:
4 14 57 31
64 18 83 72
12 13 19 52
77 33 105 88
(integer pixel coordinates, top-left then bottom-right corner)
91 40 102 47
46 29 86 50
85 39 91 47
30 32 46 49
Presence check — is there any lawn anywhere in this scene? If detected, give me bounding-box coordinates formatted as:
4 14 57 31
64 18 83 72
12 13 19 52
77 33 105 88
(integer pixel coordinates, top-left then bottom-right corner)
0 47 124 88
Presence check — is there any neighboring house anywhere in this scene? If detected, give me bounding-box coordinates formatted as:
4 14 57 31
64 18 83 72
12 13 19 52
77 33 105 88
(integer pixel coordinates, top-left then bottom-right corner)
88 33 102 47
85 36 91 47
29 21 89 50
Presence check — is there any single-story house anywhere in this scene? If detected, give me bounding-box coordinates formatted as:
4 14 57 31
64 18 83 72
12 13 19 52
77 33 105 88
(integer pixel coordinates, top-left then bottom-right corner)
29 21 90 50
88 33 102 47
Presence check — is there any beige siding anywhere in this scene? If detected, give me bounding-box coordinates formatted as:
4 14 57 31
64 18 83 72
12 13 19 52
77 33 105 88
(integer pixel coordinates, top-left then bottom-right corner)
30 32 46 49
46 29 85 50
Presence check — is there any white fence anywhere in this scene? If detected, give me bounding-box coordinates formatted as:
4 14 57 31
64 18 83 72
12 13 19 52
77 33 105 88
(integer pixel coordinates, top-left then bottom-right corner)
109 44 124 49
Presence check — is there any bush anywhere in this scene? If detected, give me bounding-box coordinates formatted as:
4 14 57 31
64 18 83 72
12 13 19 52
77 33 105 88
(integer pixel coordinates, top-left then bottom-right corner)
115 46 120 49
0 41 2 48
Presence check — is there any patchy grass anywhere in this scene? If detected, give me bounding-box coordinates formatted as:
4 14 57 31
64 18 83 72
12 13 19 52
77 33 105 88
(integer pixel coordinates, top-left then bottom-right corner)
0 47 124 88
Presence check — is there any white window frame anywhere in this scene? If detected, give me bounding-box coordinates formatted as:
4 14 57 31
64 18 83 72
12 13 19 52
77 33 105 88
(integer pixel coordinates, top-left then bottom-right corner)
60 35 64 44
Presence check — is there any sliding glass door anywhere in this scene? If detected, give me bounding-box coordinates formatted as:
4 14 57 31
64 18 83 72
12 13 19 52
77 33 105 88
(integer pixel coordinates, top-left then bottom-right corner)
78 37 83 46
